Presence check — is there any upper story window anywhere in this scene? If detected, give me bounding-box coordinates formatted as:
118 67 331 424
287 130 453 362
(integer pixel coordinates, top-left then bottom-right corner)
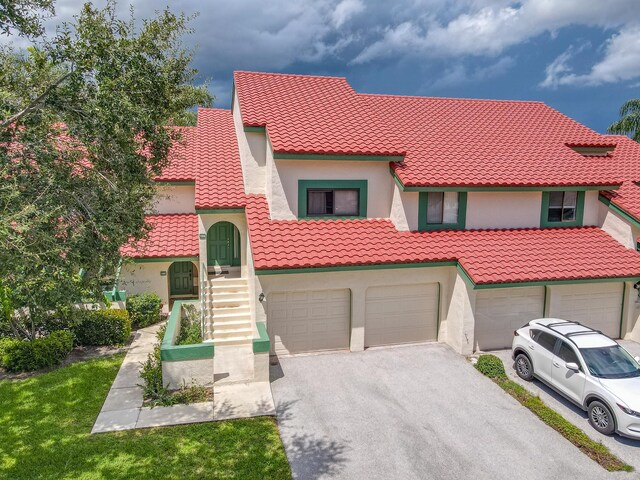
298 180 367 219
541 191 585 227
418 192 467 231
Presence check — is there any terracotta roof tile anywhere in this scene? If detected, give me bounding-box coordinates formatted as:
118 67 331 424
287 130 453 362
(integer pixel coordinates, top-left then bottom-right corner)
246 195 640 284
195 108 247 209
120 214 199 259
234 71 405 157
155 127 197 182
601 135 640 222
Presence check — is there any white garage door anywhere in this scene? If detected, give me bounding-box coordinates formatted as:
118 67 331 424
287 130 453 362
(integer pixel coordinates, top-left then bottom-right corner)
365 283 439 347
267 289 351 355
475 286 545 351
554 283 623 338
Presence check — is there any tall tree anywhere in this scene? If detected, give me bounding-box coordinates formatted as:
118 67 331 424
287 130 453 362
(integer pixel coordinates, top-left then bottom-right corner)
608 99 640 141
0 0 54 37
0 1 211 338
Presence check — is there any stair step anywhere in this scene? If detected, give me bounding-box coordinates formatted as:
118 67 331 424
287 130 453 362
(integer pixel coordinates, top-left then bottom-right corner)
207 279 248 287
208 293 250 301
211 319 252 329
206 306 250 316
212 327 253 338
205 311 251 321
207 283 248 290
213 335 253 346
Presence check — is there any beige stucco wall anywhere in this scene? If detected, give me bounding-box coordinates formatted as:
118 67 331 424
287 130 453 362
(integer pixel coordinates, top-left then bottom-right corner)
390 184 419 231
151 185 196 214
254 265 457 351
466 191 541 229
232 90 266 194
198 212 249 277
582 190 600 226
119 260 200 312
268 159 394 220
599 203 640 250
444 271 477 355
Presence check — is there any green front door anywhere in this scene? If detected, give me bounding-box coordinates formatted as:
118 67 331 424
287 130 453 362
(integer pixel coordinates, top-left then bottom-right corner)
169 262 194 296
207 222 241 267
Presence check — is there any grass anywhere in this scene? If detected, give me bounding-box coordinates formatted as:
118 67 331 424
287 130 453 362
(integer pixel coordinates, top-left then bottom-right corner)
0 354 291 480
475 354 633 473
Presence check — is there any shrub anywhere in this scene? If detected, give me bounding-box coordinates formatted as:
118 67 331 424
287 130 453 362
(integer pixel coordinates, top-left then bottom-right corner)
475 354 507 380
1 331 74 372
127 293 162 329
73 309 131 346
176 304 202 345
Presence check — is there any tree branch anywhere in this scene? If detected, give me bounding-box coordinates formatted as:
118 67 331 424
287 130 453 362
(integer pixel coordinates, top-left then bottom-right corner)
0 72 73 129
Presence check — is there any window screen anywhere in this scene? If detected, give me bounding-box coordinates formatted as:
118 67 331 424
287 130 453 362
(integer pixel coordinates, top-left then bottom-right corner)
307 189 359 216
427 192 459 224
548 191 577 222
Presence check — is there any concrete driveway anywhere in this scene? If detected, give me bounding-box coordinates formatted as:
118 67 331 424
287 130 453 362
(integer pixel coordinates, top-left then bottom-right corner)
493 340 640 473
270 343 622 480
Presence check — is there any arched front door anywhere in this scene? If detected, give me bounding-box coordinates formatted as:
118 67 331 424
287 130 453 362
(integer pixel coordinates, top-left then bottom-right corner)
207 222 241 267
169 261 196 296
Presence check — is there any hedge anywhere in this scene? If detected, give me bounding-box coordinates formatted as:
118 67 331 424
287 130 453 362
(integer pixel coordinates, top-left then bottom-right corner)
73 309 131 346
127 293 162 329
0 331 74 372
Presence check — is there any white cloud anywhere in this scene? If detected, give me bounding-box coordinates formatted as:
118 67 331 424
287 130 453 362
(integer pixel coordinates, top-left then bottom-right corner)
332 0 365 28
541 27 640 87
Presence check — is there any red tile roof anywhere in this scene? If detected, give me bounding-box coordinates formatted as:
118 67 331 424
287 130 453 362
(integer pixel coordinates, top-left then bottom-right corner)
155 127 198 182
120 214 199 259
195 108 247 210
246 195 640 284
234 71 405 157
364 94 621 188
233 71 621 187
601 136 640 222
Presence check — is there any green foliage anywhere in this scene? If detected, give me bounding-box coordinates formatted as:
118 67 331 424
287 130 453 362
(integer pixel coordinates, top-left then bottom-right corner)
139 344 165 401
474 354 507 380
73 308 131 346
0 330 73 372
0 355 290 479
0 1 212 337
176 303 202 345
0 0 54 37
127 292 162 329
609 98 640 142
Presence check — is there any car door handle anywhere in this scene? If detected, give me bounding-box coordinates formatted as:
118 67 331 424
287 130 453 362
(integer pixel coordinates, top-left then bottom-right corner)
528 344 535 350
553 362 560 368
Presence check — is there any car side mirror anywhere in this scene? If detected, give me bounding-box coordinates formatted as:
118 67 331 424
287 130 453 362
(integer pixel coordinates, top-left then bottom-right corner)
566 362 580 372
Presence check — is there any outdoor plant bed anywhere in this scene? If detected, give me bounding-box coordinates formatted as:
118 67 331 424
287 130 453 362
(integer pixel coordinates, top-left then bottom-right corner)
474 354 633 472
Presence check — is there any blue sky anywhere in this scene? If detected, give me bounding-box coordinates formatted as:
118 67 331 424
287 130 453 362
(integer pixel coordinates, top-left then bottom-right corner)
13 0 640 133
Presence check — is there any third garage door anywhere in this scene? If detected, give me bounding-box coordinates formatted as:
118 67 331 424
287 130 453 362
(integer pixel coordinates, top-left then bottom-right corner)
365 283 439 347
475 286 545 351
267 289 351 355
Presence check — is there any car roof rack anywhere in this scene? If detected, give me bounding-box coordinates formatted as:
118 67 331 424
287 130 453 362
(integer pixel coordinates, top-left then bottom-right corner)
541 320 605 348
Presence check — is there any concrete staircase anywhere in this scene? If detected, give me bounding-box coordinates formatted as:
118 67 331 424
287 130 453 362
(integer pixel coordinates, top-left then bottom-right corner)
203 278 253 346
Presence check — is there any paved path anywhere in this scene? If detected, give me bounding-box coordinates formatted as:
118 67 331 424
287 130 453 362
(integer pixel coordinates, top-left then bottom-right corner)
271 343 623 480
492 340 640 472
92 323 274 434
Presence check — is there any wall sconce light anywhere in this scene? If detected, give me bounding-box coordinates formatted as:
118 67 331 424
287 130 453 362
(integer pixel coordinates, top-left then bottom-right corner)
199 233 206 240
258 293 265 302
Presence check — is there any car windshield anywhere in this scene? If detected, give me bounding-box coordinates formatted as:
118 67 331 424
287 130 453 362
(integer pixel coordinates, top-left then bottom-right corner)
580 345 640 379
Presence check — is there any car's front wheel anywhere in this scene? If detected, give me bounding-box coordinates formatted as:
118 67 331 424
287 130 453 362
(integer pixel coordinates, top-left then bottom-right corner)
588 401 616 435
515 353 534 381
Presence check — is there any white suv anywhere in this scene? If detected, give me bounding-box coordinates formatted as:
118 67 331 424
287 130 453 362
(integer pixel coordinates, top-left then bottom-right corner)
512 318 640 439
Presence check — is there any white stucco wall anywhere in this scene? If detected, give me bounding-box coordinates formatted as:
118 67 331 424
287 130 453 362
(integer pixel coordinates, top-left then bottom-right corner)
268 160 394 220
444 271 476 355
232 90 266 194
119 260 199 312
390 184 419 231
150 185 196 214
465 192 542 229
599 203 640 250
198 212 249 277
255 265 456 352
582 190 600 226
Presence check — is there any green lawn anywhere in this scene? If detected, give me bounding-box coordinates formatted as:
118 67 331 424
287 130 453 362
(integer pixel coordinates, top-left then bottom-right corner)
0 354 291 480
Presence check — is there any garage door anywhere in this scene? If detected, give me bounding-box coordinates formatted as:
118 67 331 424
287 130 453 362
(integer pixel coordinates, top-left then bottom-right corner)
475 287 544 351
365 283 439 347
554 283 623 338
267 289 351 355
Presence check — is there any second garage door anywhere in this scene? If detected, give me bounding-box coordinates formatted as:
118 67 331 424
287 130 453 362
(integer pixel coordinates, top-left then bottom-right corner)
267 289 351 355
365 283 439 347
475 286 545 351
552 283 623 338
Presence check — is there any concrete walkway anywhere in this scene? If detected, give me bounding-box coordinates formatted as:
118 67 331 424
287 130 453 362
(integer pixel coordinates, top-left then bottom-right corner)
92 323 275 434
